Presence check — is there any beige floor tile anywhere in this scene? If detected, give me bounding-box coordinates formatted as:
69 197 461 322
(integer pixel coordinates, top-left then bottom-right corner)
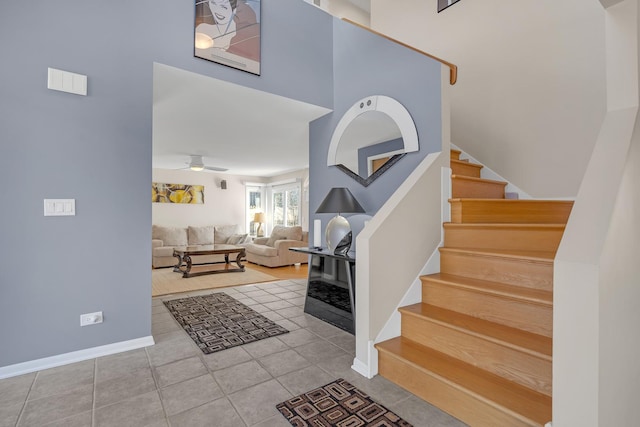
159 374 223 416
277 328 321 348
228 380 292 426
168 397 245 427
19 388 92 427
95 349 150 384
388 395 469 427
0 401 24 427
0 373 35 406
276 365 335 396
41 410 92 427
28 360 94 400
94 367 156 409
202 346 253 371
94 390 166 427
241 337 289 358
146 335 200 367
293 340 349 364
252 414 292 427
213 360 272 394
154 356 208 388
258 349 311 377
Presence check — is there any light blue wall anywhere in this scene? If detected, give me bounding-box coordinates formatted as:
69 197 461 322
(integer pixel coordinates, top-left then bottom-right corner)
309 19 442 242
0 0 332 367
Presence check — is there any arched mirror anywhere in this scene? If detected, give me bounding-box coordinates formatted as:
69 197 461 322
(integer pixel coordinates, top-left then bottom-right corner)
327 96 418 187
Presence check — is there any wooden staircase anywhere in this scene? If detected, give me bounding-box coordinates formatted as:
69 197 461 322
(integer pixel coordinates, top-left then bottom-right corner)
375 149 574 426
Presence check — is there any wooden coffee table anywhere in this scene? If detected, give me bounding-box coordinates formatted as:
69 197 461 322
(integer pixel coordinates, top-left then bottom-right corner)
173 244 246 278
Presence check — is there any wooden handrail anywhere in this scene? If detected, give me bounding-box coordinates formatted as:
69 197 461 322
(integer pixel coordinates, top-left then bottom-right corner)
342 18 458 85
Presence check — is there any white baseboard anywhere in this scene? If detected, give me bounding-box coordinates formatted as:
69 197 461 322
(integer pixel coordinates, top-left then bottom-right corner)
0 336 155 380
351 341 378 379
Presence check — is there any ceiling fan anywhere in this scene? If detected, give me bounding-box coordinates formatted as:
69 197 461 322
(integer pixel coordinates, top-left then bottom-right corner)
183 155 228 172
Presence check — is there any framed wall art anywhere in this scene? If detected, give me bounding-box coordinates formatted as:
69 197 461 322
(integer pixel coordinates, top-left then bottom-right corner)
152 183 205 204
194 0 261 75
438 0 461 12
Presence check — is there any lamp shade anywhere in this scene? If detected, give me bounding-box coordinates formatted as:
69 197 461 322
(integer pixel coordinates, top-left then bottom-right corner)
253 212 265 223
316 188 365 214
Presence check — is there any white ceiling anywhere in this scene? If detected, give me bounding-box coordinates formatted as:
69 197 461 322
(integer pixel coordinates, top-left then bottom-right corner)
152 63 331 177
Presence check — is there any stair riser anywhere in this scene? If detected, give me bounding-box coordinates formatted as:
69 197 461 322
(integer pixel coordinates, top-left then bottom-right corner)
378 350 542 427
402 315 552 396
450 200 574 224
444 225 564 252
421 281 552 337
440 250 553 291
451 161 482 178
452 178 505 199
451 149 461 160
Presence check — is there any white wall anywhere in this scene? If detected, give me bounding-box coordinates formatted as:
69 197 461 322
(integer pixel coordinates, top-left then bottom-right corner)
152 169 264 229
318 0 370 26
371 0 607 198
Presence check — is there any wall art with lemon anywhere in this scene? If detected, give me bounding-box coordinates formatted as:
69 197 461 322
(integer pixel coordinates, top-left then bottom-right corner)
152 183 204 204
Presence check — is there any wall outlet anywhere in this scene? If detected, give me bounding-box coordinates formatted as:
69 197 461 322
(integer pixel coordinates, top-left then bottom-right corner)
80 311 103 327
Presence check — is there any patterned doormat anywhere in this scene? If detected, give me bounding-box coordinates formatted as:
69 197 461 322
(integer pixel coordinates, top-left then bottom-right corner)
163 293 289 354
276 378 413 427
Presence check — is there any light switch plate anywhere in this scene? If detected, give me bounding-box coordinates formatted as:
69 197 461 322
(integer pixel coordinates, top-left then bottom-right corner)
44 199 75 216
47 67 87 96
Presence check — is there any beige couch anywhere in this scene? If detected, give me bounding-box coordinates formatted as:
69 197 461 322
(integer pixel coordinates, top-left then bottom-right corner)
244 225 309 267
152 224 250 268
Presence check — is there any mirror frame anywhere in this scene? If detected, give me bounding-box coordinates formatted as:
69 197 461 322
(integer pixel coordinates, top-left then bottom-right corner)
327 95 419 187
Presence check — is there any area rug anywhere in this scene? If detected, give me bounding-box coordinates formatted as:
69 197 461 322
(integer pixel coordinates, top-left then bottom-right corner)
152 266 278 297
163 293 289 354
276 378 413 427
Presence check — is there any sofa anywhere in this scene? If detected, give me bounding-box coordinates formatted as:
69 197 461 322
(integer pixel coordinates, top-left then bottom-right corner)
244 225 309 267
152 224 250 268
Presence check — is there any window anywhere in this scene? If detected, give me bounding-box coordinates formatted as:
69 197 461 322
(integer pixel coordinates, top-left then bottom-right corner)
245 185 265 237
271 183 300 228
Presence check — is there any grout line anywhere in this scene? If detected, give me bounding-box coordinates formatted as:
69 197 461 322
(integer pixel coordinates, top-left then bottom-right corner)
91 358 97 427
13 370 38 427
144 347 170 425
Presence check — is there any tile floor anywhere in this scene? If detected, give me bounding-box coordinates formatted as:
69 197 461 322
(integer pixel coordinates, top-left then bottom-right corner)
0 278 467 427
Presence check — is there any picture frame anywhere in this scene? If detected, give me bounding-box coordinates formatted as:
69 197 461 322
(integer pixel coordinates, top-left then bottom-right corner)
194 0 261 75
152 183 205 204
438 0 461 13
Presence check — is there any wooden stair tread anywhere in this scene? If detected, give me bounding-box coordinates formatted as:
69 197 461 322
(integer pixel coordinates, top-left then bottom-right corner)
450 148 462 159
423 273 553 306
444 222 566 231
450 198 573 204
451 159 483 169
451 174 507 186
376 337 552 425
439 247 556 262
400 303 552 358
449 198 574 224
450 159 484 169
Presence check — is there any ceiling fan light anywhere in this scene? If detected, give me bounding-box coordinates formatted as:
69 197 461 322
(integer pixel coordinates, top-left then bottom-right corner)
190 165 205 171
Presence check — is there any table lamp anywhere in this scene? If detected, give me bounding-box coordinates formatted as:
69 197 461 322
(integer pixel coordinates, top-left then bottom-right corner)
316 187 365 255
253 212 265 237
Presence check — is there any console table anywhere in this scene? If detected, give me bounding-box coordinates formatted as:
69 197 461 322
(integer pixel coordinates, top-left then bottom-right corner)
289 247 355 334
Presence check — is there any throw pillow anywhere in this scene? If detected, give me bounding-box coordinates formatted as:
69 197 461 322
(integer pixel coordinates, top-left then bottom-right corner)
188 226 215 245
266 232 287 247
226 233 248 245
152 225 188 247
270 225 303 241
214 224 240 244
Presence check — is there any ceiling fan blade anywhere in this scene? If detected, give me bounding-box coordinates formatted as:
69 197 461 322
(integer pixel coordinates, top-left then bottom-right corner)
203 165 228 172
